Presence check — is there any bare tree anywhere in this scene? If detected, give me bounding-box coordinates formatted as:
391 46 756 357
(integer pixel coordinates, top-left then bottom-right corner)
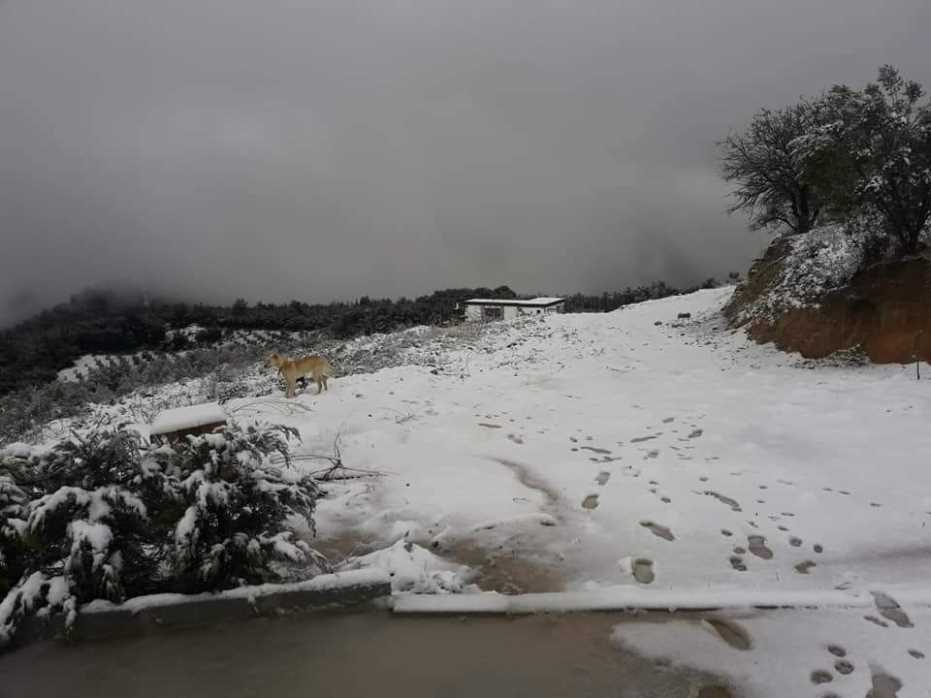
719 102 822 235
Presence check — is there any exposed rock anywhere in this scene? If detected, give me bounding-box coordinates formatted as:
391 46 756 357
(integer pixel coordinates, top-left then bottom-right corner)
726 231 931 364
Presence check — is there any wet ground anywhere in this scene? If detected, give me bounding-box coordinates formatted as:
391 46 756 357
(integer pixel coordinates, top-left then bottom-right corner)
0 611 734 698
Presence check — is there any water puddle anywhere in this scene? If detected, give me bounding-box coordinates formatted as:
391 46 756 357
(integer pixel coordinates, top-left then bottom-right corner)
0 612 740 698
438 541 565 594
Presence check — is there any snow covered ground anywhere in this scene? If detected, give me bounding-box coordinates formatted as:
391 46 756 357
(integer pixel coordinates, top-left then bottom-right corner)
234 287 931 598
26 286 931 695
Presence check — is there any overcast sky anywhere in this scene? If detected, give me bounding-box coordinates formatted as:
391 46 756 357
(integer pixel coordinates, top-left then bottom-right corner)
1 0 929 325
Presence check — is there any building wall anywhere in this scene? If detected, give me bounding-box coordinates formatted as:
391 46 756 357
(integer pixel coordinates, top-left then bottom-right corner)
465 302 564 322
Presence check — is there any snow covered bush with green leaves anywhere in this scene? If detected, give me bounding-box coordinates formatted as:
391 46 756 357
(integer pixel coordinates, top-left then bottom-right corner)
0 422 323 649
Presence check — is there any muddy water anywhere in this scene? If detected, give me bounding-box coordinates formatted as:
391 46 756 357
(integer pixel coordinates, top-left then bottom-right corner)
0 612 734 698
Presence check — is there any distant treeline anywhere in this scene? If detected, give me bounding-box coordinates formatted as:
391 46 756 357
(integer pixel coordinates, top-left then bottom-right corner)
0 278 720 397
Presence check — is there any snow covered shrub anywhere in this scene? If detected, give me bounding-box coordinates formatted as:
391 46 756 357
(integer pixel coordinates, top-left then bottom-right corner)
166 423 324 592
0 421 322 649
0 474 28 597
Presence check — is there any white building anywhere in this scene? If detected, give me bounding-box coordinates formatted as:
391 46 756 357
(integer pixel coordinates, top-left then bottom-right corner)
463 297 566 322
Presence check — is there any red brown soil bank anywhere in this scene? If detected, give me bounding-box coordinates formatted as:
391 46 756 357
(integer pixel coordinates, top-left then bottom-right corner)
725 240 931 363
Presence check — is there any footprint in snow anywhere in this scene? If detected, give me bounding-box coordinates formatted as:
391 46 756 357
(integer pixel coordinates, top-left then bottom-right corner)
810 670 833 685
868 669 903 697
632 558 655 584
789 536 803 547
630 434 660 443
827 645 847 657
835 660 855 675
703 618 752 650
864 614 890 628
704 491 741 512
595 472 611 486
581 494 600 510
639 520 675 541
729 556 747 572
871 591 913 628
794 560 817 574
908 649 925 659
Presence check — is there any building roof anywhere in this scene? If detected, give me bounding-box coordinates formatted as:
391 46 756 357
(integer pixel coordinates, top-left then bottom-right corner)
464 297 565 307
150 402 228 435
